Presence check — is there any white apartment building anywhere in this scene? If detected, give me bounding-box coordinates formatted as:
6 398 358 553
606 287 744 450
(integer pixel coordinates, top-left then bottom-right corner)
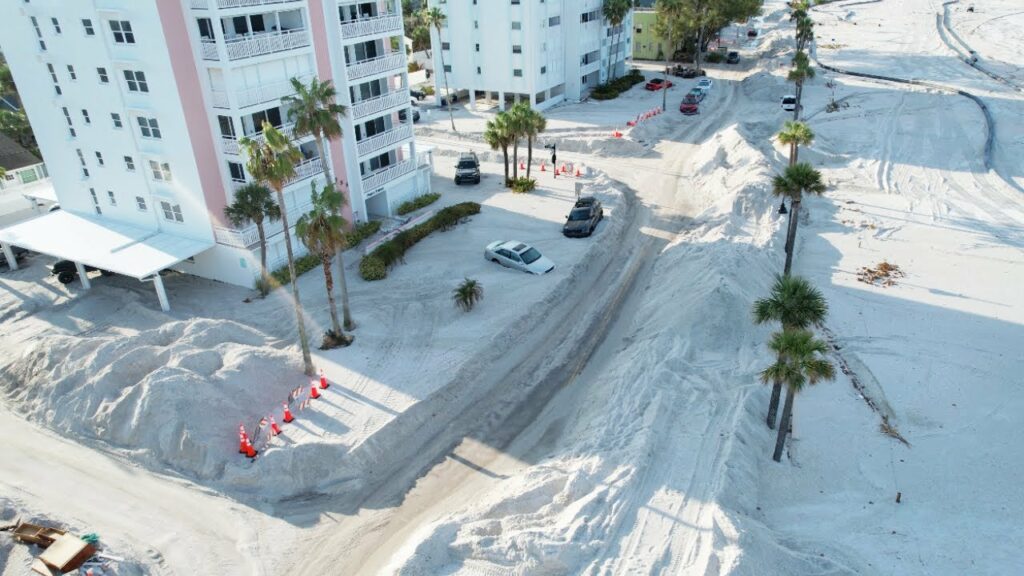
426 0 633 110
0 0 429 307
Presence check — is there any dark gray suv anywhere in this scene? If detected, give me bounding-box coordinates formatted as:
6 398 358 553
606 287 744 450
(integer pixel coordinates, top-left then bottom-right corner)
454 152 481 185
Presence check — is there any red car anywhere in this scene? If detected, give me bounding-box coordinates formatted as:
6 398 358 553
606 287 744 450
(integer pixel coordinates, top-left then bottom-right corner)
645 78 673 91
679 100 699 115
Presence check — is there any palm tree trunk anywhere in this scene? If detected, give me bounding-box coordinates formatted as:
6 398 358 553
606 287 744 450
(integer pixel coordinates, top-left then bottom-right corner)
695 27 704 75
793 81 803 121
256 220 269 296
276 189 315 376
436 26 456 133
783 198 802 276
526 135 533 179
513 139 519 181
662 48 670 112
322 255 342 335
314 134 332 186
789 142 798 166
502 145 509 186
772 386 796 462
337 250 355 331
767 372 784 429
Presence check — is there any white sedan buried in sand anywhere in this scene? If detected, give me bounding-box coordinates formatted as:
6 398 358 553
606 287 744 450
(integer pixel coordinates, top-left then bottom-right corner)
484 241 555 275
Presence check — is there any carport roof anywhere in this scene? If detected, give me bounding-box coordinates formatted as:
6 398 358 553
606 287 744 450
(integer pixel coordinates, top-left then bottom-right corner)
0 210 213 279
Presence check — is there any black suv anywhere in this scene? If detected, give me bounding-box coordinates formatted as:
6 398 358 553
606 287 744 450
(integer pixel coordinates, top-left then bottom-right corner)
563 197 604 238
410 88 426 100
454 152 481 185
726 51 740 64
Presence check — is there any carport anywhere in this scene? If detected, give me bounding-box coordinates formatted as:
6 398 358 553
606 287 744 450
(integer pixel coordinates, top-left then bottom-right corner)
0 210 213 311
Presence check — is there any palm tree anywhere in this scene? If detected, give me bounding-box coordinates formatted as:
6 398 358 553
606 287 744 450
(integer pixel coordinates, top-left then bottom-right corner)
773 162 827 275
484 113 514 186
753 275 828 429
777 121 814 167
296 182 353 346
602 0 631 83
523 108 547 179
425 7 456 132
796 16 814 52
788 51 815 121
508 102 532 181
453 278 483 312
223 183 281 296
761 329 835 462
654 0 684 113
241 122 315 376
282 76 356 331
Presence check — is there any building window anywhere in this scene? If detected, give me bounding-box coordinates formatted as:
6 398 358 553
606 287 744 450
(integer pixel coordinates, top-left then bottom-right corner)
62 107 73 127
581 10 601 23
46 63 61 95
137 117 161 139
511 0 520 4
97 67 109 83
76 149 86 166
475 43 480 52
30 17 45 51
135 196 147 211
511 22 521 30
549 16 560 26
513 69 522 77
149 160 172 182
107 190 117 206
160 201 184 223
82 19 95 36
90 189 101 214
109 20 135 44
81 109 90 124
124 155 135 171
541 66 547 74
476 66 481 74
228 162 245 182
444 65 451 73
111 113 123 128
123 70 148 92
441 42 450 50
95 151 104 166
67 65 76 80
51 17 61 34
512 45 522 54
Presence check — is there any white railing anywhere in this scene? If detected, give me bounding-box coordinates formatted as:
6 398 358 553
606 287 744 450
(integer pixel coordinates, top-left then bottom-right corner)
222 123 295 155
352 89 408 119
235 74 310 108
339 14 402 41
286 156 323 184
222 137 241 155
190 0 209 8
214 225 261 248
361 158 414 191
221 29 310 61
200 41 219 61
346 53 406 82
356 123 413 157
210 90 230 109
216 0 302 8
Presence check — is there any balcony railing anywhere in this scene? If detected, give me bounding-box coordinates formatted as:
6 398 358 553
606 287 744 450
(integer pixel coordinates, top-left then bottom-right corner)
190 0 209 9
286 156 323 184
215 0 303 8
346 53 406 82
210 74 312 110
203 29 310 62
339 14 402 41
221 123 295 155
352 89 408 120
361 158 414 191
356 123 413 157
214 178 316 248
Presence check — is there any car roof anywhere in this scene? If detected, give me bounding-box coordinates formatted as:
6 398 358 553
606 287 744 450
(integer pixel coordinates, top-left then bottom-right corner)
575 196 597 206
511 242 529 252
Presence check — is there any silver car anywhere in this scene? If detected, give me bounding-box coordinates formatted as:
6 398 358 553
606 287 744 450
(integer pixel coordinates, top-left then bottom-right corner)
484 241 555 274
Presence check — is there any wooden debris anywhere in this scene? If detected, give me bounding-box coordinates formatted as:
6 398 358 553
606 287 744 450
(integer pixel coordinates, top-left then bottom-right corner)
857 261 904 287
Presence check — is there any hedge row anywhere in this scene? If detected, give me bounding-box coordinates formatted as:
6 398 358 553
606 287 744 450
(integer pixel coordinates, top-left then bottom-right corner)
360 202 481 281
269 220 382 286
591 69 646 101
396 192 441 216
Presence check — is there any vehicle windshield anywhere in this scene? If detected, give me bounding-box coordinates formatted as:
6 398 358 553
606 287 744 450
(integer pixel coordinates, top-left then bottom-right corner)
569 208 591 221
520 247 542 264
458 160 476 169
783 97 796 104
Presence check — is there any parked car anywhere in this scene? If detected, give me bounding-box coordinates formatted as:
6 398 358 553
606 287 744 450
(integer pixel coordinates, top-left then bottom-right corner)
668 65 704 78
0 245 28 269
454 152 481 185
485 241 555 275
781 95 797 112
696 78 714 92
398 108 421 123
747 28 758 38
439 93 460 106
410 98 419 107
563 197 604 238
726 51 740 64
679 101 700 115
410 88 426 100
50 260 113 285
687 88 706 102
645 78 673 91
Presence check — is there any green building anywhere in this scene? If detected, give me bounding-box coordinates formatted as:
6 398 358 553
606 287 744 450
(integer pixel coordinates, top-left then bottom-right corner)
633 10 668 61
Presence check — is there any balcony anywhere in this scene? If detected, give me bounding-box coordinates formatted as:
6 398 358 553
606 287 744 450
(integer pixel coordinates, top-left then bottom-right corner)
356 123 413 157
285 156 323 184
361 158 414 191
214 176 316 248
351 89 408 120
202 29 310 62
210 74 312 110
346 53 406 82
339 14 403 42
190 0 209 8
221 123 295 155
214 0 303 8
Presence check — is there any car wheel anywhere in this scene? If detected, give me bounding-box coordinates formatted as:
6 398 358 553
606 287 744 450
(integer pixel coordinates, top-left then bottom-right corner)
57 271 76 285
491 258 500 264
475 177 480 184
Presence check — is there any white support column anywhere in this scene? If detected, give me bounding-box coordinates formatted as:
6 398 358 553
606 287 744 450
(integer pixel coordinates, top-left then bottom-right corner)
153 275 170 312
1 243 18 271
75 262 91 289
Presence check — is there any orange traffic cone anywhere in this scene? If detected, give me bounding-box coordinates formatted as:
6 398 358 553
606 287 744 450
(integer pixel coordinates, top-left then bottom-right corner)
575 167 582 178
310 384 321 400
319 369 329 389
519 161 525 171
269 416 281 436
244 437 257 458
283 402 295 423
540 161 546 172
238 425 248 454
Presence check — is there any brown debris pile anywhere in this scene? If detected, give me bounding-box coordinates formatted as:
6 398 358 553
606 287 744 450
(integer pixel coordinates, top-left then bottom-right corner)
857 261 905 287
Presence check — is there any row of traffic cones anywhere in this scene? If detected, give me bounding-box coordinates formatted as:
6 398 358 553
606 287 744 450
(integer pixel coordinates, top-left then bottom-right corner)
238 369 331 459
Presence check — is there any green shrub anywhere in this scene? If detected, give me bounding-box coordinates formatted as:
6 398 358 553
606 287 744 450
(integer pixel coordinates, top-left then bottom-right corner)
396 192 441 216
270 252 319 286
360 202 481 281
453 278 484 312
345 220 382 248
510 177 536 193
423 85 435 96
408 61 422 73
704 52 725 64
